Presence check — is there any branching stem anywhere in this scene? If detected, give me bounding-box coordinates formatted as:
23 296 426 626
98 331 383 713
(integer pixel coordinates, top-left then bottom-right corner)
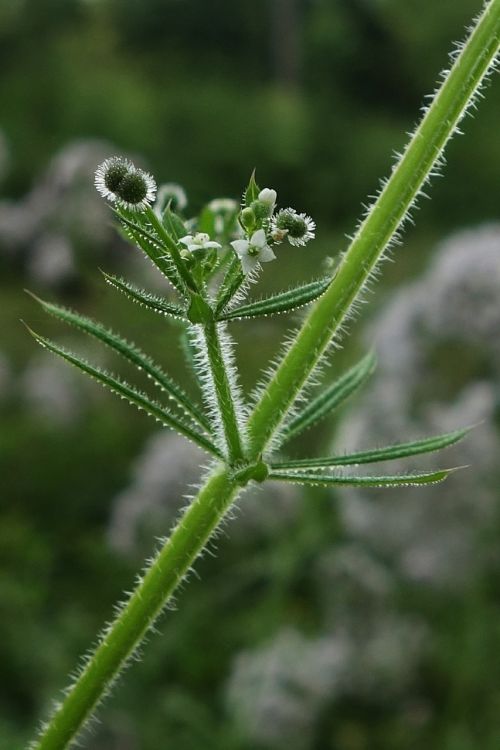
32 3 500 747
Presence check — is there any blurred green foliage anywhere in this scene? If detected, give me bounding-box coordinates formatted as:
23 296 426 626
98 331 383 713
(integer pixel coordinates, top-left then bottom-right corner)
1 1 500 748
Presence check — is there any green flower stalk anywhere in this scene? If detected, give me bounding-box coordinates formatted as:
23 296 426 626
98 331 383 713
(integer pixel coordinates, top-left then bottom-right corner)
29 2 500 748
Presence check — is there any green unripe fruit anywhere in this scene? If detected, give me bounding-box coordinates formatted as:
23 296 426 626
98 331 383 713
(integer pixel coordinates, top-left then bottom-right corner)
288 218 307 238
251 199 272 220
104 161 129 192
240 206 256 231
276 211 306 238
116 171 148 204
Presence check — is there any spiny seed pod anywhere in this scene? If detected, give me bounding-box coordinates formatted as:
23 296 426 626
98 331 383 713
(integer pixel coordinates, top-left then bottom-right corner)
95 157 156 211
271 208 315 247
94 157 133 202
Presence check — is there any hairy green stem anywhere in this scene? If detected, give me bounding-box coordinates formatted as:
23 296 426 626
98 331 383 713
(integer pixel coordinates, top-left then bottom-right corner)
32 3 500 748
247 0 500 455
202 321 245 462
145 207 199 293
32 467 237 750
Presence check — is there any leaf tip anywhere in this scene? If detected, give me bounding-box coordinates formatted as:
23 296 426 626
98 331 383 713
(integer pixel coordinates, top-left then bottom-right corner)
21 319 42 341
24 288 43 304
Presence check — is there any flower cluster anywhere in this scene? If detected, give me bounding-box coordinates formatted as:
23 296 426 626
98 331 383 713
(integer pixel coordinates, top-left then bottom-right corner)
94 160 316 278
95 157 156 211
231 179 316 274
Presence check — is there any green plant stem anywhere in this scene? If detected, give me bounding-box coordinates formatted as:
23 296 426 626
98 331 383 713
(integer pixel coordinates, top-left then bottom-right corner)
202 321 245 462
246 0 500 456
32 466 237 750
145 207 198 293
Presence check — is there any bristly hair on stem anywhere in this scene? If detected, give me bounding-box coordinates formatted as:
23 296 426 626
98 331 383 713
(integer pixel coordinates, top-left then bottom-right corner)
27 2 500 748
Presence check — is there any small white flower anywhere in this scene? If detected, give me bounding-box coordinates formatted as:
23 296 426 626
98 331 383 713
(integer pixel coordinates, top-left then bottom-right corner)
258 188 277 208
231 229 276 274
180 232 221 253
271 208 315 247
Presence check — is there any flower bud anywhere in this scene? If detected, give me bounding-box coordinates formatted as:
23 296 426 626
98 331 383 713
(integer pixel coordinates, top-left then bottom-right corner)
240 206 256 231
251 199 273 220
258 188 277 207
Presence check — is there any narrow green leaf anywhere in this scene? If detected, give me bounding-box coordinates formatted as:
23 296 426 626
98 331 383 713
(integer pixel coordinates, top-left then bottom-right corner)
101 272 187 320
269 468 459 488
162 205 186 241
244 169 260 206
26 328 220 457
219 276 331 321
214 255 245 316
279 351 376 444
272 426 471 471
114 208 185 294
27 293 211 434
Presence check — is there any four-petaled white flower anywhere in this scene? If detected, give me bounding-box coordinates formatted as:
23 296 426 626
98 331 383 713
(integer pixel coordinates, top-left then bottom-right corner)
180 233 222 253
231 229 276 274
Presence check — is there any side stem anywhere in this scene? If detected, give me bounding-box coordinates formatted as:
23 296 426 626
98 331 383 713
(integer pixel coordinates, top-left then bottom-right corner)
202 320 246 463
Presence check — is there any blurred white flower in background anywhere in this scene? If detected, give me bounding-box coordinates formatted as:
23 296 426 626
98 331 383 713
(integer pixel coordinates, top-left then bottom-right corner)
27 233 76 287
335 224 500 589
225 224 500 748
227 628 351 750
0 140 144 287
20 353 84 426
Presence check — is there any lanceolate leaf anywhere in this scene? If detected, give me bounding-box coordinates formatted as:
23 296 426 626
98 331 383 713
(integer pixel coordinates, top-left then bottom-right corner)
114 208 185 294
214 255 245 316
28 294 211 434
269 468 458 488
272 426 471 471
244 169 260 206
162 205 187 241
218 276 331 321
101 272 187 320
27 329 220 457
279 351 376 444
